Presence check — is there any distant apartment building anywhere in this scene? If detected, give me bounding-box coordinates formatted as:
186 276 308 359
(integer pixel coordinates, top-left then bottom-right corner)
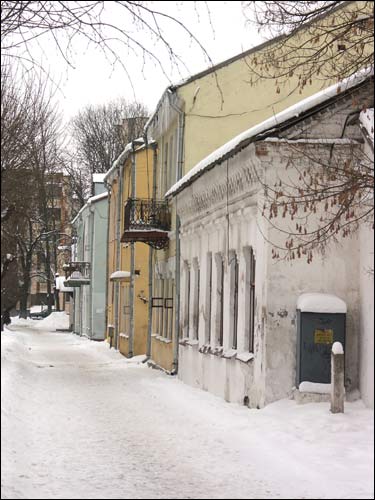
30 173 79 307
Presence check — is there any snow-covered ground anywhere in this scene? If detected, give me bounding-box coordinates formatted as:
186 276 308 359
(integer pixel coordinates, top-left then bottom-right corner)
1 313 374 499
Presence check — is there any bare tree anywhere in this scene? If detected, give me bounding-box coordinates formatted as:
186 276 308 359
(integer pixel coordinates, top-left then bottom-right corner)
1 1 214 85
241 2 374 260
243 1 374 93
69 99 148 195
1 61 66 317
260 142 373 263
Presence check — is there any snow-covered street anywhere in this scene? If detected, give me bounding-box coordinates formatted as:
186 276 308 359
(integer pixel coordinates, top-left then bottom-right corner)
1 313 374 500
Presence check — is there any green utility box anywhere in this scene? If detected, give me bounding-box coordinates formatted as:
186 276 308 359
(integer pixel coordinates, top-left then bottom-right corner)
296 293 346 386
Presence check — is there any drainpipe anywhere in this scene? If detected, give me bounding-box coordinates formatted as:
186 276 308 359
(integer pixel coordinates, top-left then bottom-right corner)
167 90 185 374
104 181 111 343
88 202 94 340
129 143 137 357
146 142 158 358
114 163 124 350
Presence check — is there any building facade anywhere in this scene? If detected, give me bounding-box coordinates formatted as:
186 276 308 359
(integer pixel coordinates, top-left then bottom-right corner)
70 184 108 341
105 141 156 358
167 72 374 408
142 1 372 373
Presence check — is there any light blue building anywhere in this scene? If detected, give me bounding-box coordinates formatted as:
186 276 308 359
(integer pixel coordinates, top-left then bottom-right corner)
68 178 108 340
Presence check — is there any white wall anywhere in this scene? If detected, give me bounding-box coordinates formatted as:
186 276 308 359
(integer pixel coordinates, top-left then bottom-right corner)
358 138 374 408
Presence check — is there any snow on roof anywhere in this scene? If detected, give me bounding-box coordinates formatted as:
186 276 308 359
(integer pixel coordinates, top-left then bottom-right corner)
92 173 106 183
297 293 347 313
71 192 108 225
110 270 131 281
88 192 108 203
359 108 374 143
166 67 373 198
55 276 74 293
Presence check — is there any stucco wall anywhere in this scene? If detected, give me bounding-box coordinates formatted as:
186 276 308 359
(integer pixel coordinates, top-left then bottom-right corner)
175 129 368 407
91 197 108 340
358 138 374 408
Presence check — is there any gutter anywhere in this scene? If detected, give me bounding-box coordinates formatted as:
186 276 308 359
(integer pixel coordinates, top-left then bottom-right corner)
166 89 185 374
114 160 124 350
104 179 112 345
128 142 137 358
88 202 94 340
146 142 158 358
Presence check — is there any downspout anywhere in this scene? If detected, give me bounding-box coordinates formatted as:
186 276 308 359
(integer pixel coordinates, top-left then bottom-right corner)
88 202 94 339
104 180 111 344
146 142 158 358
114 163 124 350
168 90 185 374
129 143 136 357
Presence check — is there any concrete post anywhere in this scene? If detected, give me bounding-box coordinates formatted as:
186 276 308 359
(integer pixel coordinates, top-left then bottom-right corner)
331 341 345 413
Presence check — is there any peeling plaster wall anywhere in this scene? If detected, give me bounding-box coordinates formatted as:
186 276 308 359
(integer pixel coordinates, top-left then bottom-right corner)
359 139 374 408
262 144 361 405
176 147 268 408
175 85 372 407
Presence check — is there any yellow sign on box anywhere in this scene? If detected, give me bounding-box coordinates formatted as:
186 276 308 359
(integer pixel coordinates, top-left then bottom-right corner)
314 329 334 344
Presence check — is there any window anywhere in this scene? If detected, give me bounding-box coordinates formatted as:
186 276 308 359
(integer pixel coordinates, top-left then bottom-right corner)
163 278 174 340
152 278 164 336
162 142 168 195
183 263 191 338
245 247 256 352
215 253 224 346
158 279 164 336
168 133 175 189
205 253 212 344
229 251 239 350
193 259 200 340
120 284 131 335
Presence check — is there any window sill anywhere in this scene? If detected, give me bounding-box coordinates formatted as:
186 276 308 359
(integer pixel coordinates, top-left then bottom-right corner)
222 349 237 359
196 346 254 362
153 334 172 344
198 345 224 356
179 338 199 347
236 352 254 364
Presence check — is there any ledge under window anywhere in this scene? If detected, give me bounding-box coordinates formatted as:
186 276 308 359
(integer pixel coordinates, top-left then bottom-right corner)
179 338 199 347
152 334 172 344
236 352 255 364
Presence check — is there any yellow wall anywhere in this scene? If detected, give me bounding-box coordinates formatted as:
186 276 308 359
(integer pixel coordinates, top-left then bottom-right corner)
106 146 153 357
178 0 372 172
149 0 372 372
119 147 152 357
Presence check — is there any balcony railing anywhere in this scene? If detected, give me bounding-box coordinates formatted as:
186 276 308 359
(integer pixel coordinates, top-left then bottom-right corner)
121 198 171 250
63 261 90 278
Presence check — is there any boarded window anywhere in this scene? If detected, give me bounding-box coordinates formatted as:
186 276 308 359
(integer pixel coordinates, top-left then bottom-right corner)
193 259 200 340
229 252 239 350
215 253 224 346
245 247 256 353
205 253 212 344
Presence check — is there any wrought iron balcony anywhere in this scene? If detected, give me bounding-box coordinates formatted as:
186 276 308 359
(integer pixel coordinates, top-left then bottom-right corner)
121 198 171 250
63 261 90 277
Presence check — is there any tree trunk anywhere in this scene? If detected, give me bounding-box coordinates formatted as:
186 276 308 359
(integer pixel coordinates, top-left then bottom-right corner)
19 283 30 319
45 238 53 314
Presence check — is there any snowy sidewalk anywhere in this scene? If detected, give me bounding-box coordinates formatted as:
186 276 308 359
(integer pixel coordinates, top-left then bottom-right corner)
1 314 374 499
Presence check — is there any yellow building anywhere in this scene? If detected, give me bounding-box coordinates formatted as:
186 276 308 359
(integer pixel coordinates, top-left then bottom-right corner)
139 1 372 373
105 141 156 357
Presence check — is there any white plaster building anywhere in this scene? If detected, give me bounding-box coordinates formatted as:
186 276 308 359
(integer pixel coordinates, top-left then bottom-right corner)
167 70 374 408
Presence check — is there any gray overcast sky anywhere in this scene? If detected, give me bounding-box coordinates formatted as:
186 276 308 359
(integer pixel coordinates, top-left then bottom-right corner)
24 2 263 122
